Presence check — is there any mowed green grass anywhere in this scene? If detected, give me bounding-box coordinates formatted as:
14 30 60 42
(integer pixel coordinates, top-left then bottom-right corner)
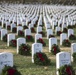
0 25 76 75
14 54 56 75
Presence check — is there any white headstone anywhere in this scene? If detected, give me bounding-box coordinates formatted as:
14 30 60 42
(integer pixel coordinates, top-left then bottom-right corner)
6 22 10 27
68 29 74 38
2 20 5 27
71 43 76 61
1 29 7 40
56 52 71 75
37 26 42 33
17 38 26 54
52 20 57 29
0 26 2 31
62 24 67 31
7 34 15 46
0 52 13 73
22 22 26 26
32 43 42 63
6 24 11 30
60 33 67 45
35 34 42 43
17 26 23 34
55 26 60 34
47 29 53 39
24 29 31 36
17 19 22 26
11 23 16 32
45 23 51 30
49 38 57 52
29 24 34 29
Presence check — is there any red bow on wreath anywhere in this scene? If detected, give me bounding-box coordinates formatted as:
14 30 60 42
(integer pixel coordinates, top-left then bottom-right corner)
39 38 44 44
38 53 44 61
7 68 16 75
27 36 31 39
66 66 72 75
53 46 56 54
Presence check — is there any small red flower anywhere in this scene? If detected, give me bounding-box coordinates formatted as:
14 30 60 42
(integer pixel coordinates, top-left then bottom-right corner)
31 28 34 31
66 66 72 75
66 39 69 42
7 25 10 27
63 28 67 32
59 31 62 34
38 53 44 61
70 34 74 37
7 25 11 30
39 38 44 44
18 30 24 36
14 22 17 24
27 36 31 39
18 24 22 26
49 35 55 38
53 46 56 54
13 28 16 30
20 31 22 34
12 27 17 33
11 40 17 47
7 68 16 75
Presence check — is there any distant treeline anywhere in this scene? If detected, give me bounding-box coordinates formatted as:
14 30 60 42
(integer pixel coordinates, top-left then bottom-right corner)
0 0 76 5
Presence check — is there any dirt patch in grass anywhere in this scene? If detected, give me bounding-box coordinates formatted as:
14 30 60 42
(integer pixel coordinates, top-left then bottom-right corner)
0 49 15 53
60 47 71 53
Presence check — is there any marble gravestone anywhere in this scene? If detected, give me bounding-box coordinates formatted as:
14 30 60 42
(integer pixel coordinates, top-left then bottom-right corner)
0 52 13 73
49 38 57 52
7 34 15 46
1 29 7 40
71 43 76 61
47 29 53 39
17 26 23 35
35 34 42 43
68 29 74 38
24 29 31 36
60 33 67 45
56 52 71 75
32 43 42 63
17 38 26 54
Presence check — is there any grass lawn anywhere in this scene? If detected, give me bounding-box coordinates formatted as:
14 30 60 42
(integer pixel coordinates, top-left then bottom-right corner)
0 25 76 75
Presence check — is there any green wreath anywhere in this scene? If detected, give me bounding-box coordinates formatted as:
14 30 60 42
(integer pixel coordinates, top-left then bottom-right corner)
56 31 62 36
18 30 24 37
1 65 21 75
9 39 17 47
62 39 71 47
51 44 60 55
12 27 17 33
3 34 7 42
19 44 31 56
63 28 67 33
72 52 76 62
7 25 11 30
37 38 46 47
34 52 51 66
58 65 75 75
69 34 76 40
31 27 36 33
26 35 34 42
67 25 73 29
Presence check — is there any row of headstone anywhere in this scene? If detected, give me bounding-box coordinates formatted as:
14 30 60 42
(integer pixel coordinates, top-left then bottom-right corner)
0 27 75 54
0 43 76 74
0 4 76 75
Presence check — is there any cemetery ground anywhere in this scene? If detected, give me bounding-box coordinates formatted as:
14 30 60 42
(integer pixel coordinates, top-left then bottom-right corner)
0 25 76 75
